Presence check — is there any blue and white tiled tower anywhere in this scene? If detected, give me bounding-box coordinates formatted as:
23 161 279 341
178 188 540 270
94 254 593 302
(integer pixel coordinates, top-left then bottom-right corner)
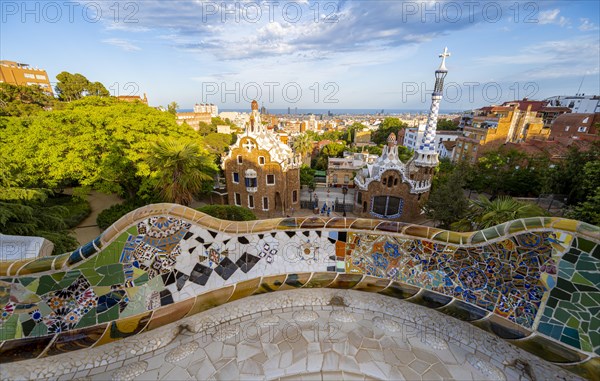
414 47 450 167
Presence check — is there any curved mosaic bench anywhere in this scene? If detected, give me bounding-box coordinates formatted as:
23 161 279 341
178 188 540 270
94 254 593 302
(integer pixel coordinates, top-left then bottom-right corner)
0 204 598 379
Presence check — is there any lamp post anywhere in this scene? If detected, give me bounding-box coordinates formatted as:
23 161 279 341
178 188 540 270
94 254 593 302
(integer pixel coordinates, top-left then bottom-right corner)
342 186 348 217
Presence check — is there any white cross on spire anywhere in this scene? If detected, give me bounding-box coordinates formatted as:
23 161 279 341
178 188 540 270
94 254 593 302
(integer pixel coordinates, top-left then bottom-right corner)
438 47 450 71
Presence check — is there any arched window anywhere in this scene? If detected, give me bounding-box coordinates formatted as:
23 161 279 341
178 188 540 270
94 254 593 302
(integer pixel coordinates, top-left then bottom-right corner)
388 176 393 187
394 177 398 186
245 169 257 191
371 196 403 218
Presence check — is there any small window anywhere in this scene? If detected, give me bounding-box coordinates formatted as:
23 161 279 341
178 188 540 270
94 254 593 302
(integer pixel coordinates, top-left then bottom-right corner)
237 155 243 164
383 178 387 185
232 172 239 183
263 197 269 210
357 192 362 204
234 193 241 206
292 190 298 203
333 174 338 183
259 156 265 165
245 177 257 187
394 178 398 186
565 126 570 132
248 195 254 209
266 174 275 185
578 126 587 132
344 175 349 184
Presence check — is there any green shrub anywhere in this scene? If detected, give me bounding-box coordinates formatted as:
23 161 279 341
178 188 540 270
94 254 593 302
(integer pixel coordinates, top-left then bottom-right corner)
39 231 80 255
45 194 91 228
96 202 138 230
197 205 257 221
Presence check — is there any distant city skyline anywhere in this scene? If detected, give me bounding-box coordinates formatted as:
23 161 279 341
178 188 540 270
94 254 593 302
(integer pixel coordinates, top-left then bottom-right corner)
2 1 599 109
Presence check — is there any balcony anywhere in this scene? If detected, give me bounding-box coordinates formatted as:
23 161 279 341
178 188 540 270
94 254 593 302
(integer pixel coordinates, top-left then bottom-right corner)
0 205 597 380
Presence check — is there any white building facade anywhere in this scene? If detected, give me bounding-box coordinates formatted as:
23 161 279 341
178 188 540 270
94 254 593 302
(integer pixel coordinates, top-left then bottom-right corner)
402 126 461 156
545 95 600 114
194 103 219 116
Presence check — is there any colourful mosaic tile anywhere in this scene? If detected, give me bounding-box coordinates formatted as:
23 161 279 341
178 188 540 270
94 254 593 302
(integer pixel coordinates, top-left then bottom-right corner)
0 210 597 373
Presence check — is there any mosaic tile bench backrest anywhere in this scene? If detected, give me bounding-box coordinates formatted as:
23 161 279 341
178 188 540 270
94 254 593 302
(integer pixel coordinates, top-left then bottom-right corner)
0 204 599 377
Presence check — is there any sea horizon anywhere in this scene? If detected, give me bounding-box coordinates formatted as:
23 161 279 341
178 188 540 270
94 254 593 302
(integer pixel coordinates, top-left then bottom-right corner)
178 108 464 115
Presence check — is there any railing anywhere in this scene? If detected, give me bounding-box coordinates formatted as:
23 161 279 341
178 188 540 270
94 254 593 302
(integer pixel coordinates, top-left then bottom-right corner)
0 204 598 379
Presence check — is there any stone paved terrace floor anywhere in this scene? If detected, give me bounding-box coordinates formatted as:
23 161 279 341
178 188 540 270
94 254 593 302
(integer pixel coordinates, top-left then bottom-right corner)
2 290 582 381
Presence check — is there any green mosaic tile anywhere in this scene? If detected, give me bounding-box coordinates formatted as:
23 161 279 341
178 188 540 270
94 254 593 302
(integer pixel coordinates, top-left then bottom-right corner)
35 275 60 295
482 227 501 241
133 272 148 286
592 245 600 260
508 219 526 234
75 307 98 329
572 272 596 287
523 217 544 230
50 272 65 282
29 322 48 338
38 302 52 316
18 277 35 287
470 231 486 244
581 337 593 352
576 237 595 253
588 310 600 324
79 267 103 286
560 335 581 349
120 287 150 318
96 264 125 286
95 237 128 267
577 221 600 235
567 316 579 329
97 304 119 324
554 308 571 323
575 258 597 271
0 315 20 341
57 270 82 289
23 278 38 293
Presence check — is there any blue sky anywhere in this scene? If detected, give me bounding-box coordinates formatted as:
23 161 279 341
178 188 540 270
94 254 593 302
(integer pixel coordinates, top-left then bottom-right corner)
2 0 599 110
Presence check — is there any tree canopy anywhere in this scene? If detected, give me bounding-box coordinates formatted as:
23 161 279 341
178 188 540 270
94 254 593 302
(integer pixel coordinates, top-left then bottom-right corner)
0 96 204 199
371 118 408 145
146 139 217 206
55 72 109 101
437 118 459 131
0 83 56 117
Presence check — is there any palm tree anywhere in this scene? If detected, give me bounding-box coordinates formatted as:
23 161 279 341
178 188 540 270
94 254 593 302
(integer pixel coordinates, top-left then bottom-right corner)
146 139 216 206
452 195 546 231
293 134 314 166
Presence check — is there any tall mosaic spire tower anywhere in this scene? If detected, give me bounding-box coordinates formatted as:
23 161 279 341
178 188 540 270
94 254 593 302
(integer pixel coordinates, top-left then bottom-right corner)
414 47 450 167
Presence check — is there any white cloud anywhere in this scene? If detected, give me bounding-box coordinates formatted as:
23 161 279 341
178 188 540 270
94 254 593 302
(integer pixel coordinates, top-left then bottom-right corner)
537 9 569 27
102 38 141 51
579 18 599 31
475 37 600 80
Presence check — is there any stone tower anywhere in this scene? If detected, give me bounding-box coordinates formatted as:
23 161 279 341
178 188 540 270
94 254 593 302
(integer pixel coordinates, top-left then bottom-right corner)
412 47 451 188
